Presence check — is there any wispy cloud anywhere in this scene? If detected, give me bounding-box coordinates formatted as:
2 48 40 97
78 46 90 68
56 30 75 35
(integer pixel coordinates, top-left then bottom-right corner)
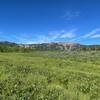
20 29 77 43
1 28 99 44
48 29 76 40
0 29 77 44
91 34 100 38
83 28 100 38
62 10 80 20
34 28 99 43
68 28 100 43
60 29 76 38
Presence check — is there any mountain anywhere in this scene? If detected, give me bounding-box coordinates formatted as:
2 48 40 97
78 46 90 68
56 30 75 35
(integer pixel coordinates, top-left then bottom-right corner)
0 41 17 46
19 42 100 51
0 41 100 52
19 42 80 50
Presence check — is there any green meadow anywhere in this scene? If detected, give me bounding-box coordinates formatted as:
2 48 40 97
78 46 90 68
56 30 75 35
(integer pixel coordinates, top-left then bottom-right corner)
0 51 100 100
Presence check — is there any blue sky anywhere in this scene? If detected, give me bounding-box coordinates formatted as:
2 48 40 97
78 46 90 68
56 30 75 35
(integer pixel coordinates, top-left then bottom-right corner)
0 0 100 44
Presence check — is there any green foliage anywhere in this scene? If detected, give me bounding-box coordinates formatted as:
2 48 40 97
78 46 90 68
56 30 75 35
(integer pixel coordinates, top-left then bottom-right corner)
0 51 100 100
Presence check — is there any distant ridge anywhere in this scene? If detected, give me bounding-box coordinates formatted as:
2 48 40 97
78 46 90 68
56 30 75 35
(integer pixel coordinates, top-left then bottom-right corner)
19 41 100 51
0 41 100 51
0 41 17 45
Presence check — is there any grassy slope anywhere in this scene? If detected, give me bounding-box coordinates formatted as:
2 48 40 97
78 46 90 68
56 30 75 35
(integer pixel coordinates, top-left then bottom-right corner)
0 51 100 100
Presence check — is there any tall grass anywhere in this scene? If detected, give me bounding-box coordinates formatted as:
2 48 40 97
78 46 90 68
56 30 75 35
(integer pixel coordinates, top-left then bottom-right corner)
0 51 100 100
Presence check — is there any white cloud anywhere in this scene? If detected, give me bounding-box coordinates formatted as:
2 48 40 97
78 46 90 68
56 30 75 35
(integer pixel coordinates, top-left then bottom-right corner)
48 29 76 40
48 31 61 40
24 29 77 44
91 34 100 38
70 28 100 43
60 29 76 38
33 28 99 44
60 33 75 38
62 11 80 20
83 28 100 38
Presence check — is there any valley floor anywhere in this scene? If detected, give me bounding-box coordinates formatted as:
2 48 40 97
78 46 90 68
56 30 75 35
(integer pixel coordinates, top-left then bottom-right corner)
0 51 100 100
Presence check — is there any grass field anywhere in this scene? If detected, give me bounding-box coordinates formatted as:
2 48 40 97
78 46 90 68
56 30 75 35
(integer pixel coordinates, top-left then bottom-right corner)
0 51 100 100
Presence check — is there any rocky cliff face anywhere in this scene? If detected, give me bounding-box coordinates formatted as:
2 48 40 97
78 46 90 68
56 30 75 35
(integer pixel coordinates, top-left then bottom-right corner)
0 41 100 51
20 42 100 51
20 42 81 51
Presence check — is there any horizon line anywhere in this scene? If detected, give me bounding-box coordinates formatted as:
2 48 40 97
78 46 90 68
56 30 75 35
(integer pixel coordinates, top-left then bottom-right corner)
0 40 100 45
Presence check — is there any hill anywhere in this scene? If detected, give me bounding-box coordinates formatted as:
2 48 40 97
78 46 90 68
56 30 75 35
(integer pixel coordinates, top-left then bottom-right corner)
0 41 100 52
20 42 100 51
